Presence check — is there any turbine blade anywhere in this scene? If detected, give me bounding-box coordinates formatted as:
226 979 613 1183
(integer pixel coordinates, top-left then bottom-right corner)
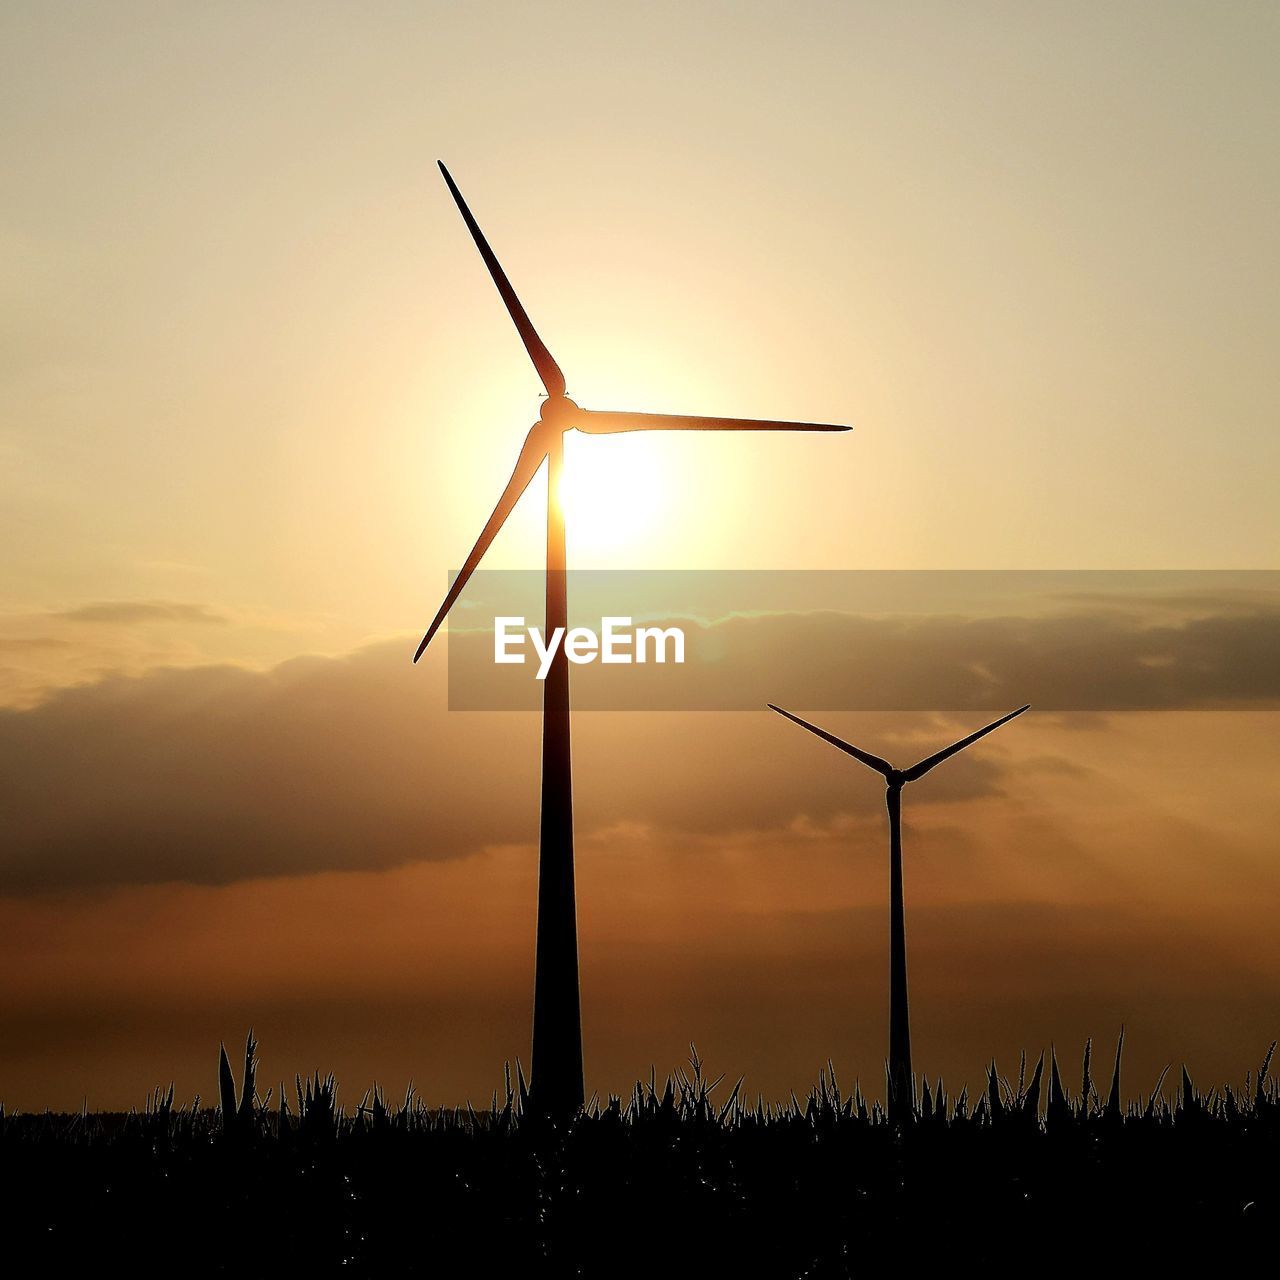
573 408 850 433
767 704 895 777
900 704 1031 782
413 425 549 662
438 161 567 399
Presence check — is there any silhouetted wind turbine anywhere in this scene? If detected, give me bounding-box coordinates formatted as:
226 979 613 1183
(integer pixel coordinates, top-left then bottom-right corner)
767 703 1029 1123
416 162 850 1116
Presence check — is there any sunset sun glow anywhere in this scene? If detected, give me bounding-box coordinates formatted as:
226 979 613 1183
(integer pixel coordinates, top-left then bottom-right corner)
559 432 674 558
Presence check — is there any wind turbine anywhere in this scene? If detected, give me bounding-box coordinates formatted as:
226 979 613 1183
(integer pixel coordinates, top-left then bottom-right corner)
415 162 850 1116
767 702 1029 1123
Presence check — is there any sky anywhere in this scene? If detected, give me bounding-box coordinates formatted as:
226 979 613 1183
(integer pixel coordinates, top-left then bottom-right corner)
1 1 1278 1109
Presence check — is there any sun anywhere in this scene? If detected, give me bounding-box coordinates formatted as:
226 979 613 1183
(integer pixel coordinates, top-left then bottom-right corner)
558 431 676 562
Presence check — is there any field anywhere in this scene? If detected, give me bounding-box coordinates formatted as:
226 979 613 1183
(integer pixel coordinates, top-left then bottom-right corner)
2 1035 1277 1276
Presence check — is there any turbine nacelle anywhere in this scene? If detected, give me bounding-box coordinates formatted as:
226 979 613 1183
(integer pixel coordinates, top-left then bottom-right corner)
539 395 580 432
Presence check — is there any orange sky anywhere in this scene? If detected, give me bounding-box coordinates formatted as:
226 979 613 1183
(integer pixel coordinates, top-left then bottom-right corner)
2 2 1279 1108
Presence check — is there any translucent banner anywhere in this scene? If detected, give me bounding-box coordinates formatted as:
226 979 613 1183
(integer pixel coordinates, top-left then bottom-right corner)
438 569 1280 711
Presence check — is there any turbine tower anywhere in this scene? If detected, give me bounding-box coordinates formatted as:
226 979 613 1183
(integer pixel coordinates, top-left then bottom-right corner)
768 703 1029 1123
416 162 851 1116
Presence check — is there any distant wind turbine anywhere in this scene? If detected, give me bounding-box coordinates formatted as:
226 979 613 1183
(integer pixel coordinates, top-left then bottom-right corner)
416 161 850 1116
767 702 1029 1122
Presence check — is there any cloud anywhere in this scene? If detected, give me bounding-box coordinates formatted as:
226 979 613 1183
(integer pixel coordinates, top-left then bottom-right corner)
3 588 1276 895
0 634 1062 895
54 600 228 625
0 642 545 893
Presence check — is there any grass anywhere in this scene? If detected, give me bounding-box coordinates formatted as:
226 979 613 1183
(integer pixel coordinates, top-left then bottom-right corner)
2 1033 1277 1275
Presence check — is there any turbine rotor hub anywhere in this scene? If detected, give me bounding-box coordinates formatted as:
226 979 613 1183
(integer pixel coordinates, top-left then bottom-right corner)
539 395 579 431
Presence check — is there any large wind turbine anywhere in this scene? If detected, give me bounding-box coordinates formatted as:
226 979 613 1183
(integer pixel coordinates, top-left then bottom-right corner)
767 703 1029 1123
416 162 850 1116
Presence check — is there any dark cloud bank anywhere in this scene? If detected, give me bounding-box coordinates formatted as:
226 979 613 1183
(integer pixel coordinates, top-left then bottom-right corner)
2 598 1276 894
